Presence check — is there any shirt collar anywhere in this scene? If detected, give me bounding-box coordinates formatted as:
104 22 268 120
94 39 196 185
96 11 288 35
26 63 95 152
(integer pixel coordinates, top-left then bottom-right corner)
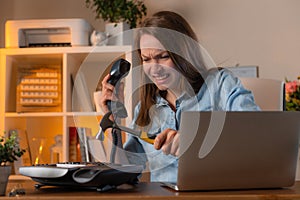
155 91 191 108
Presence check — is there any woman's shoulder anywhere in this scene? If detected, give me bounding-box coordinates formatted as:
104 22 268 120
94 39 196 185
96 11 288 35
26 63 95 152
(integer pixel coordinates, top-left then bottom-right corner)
205 67 240 86
206 67 233 76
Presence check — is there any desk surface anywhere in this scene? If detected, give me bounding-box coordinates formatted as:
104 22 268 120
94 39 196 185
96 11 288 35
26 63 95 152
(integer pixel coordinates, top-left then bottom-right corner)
3 179 300 200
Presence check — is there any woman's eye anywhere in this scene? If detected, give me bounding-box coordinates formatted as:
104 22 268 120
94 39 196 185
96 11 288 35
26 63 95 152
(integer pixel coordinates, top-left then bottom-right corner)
141 53 169 63
142 57 150 62
160 54 170 60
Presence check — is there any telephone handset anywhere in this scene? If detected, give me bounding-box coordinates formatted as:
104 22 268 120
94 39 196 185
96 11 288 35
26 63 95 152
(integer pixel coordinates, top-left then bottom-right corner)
99 58 156 145
107 58 131 86
106 58 131 118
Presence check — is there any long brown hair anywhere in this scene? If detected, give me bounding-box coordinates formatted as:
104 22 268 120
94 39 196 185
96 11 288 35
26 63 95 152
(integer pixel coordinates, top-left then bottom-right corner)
135 11 208 126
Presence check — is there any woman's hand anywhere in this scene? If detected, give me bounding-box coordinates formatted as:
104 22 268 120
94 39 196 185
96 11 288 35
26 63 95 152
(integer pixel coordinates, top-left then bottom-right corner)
154 128 180 157
99 74 125 114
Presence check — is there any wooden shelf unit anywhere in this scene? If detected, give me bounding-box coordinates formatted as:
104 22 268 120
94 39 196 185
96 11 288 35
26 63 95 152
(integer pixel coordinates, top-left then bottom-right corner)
0 46 133 163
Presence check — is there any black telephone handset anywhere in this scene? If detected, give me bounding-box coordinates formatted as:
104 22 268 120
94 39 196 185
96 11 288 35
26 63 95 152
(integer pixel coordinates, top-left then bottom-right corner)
107 58 131 86
106 58 131 118
105 59 131 163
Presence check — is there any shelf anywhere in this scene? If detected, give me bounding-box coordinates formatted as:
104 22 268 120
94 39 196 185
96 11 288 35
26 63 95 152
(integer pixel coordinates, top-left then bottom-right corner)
3 46 132 55
5 112 103 117
5 112 65 117
1 46 133 164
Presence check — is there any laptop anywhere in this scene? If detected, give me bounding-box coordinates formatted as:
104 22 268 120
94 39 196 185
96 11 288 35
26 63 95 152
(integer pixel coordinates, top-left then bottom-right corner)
162 111 300 191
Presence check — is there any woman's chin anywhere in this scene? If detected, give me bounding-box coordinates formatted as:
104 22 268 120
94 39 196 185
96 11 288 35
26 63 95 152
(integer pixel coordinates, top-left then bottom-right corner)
156 84 168 91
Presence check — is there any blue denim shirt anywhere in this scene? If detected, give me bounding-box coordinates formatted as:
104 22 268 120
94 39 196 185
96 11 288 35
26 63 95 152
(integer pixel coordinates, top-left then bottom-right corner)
124 69 260 182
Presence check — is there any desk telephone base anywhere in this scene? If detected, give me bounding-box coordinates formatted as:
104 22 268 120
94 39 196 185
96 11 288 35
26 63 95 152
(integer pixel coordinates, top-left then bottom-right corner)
19 162 143 191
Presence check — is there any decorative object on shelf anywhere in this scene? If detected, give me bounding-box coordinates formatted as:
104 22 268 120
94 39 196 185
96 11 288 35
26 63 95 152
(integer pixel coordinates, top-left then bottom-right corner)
104 22 130 45
16 65 62 112
285 76 300 111
85 0 147 45
90 30 108 46
0 131 26 196
30 137 47 165
50 135 63 163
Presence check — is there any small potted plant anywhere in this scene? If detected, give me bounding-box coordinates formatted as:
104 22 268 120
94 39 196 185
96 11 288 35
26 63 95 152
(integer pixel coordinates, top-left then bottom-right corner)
85 0 147 29
0 132 25 196
85 0 147 45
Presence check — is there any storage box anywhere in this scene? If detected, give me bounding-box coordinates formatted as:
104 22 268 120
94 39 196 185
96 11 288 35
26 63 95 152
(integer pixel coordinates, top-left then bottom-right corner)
16 65 62 112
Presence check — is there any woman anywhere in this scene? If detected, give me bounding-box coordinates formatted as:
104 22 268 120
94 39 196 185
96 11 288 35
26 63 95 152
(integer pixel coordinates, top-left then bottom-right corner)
99 11 260 182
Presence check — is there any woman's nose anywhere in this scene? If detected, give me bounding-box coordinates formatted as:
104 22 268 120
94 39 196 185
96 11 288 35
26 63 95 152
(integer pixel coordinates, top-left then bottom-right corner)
150 62 163 73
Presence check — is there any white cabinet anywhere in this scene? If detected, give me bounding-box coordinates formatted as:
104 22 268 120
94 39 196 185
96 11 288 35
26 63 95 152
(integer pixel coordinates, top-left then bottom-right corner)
0 46 133 163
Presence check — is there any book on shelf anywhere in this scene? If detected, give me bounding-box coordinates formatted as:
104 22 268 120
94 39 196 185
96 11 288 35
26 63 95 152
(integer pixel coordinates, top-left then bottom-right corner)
8 129 32 174
68 127 81 162
68 126 94 162
77 127 92 162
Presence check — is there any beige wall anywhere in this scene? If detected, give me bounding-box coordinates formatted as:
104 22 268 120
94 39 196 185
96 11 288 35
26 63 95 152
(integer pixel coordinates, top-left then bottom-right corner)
1 0 299 81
